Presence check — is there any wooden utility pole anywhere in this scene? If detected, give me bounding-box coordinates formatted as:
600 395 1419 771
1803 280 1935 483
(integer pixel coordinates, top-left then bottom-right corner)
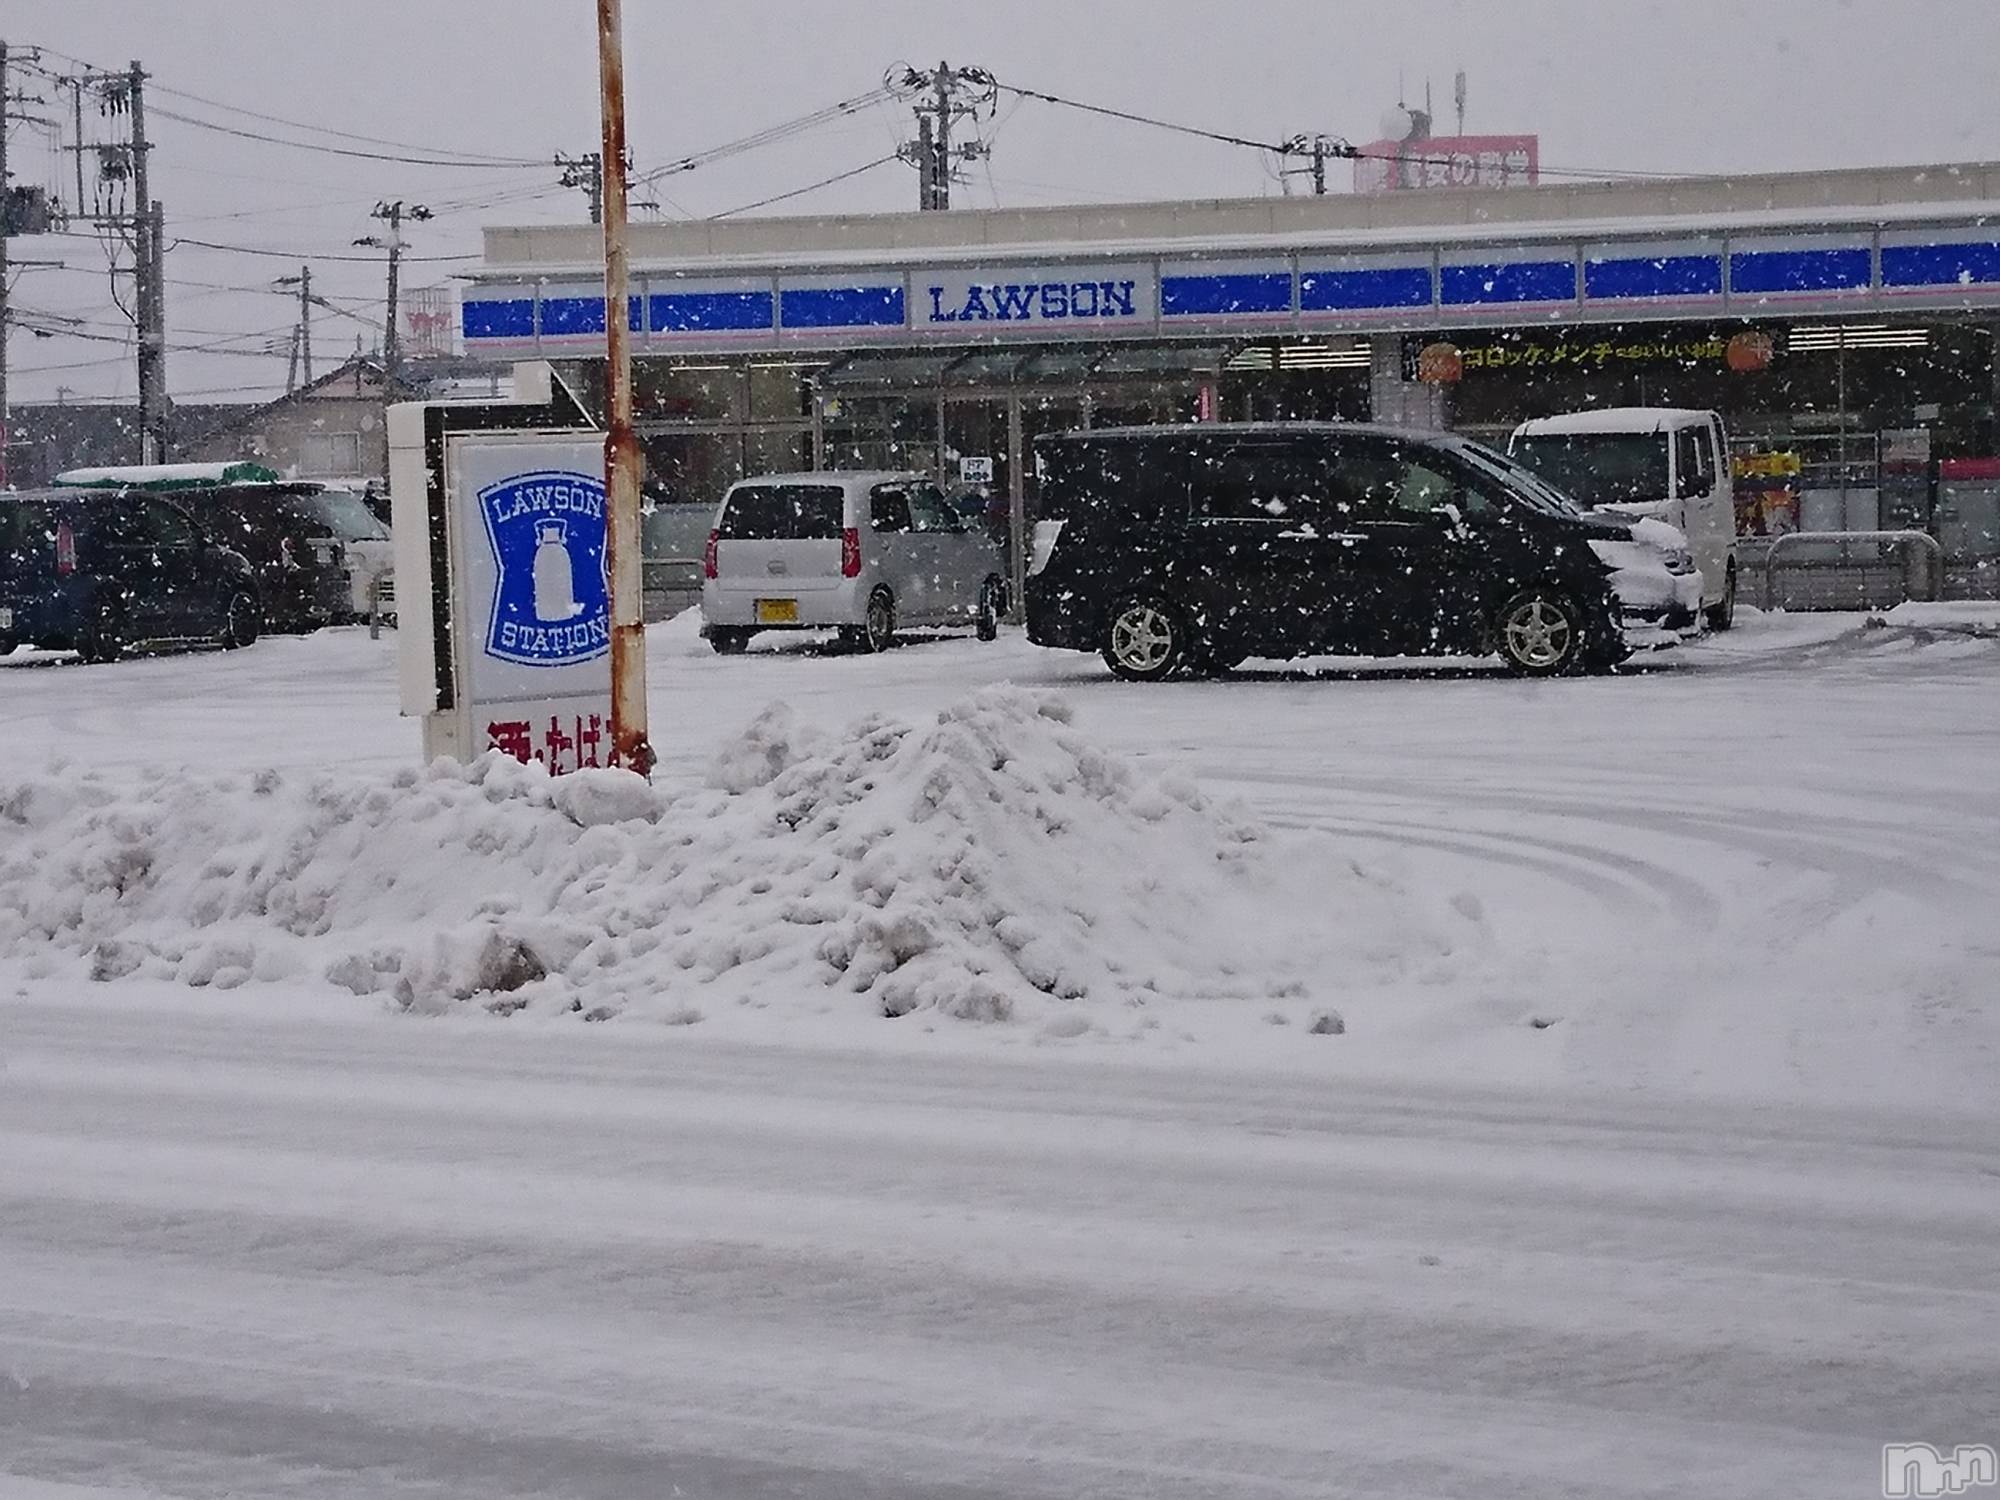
597 0 652 777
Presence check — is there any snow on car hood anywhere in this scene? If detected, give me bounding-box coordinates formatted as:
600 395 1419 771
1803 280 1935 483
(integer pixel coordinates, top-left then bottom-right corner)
0 687 1474 1032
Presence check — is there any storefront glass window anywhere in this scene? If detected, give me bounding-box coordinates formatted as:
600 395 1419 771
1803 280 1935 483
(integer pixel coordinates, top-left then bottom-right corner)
748 363 814 421
639 364 743 422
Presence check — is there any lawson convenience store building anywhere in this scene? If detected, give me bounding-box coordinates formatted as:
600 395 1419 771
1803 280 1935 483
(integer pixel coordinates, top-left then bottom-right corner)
460 160 2000 589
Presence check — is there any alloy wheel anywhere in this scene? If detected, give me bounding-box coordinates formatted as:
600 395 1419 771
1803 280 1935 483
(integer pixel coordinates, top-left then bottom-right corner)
1502 596 1573 671
1108 602 1177 676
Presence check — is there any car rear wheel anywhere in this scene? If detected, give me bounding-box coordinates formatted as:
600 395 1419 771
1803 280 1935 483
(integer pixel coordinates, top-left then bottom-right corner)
975 576 1004 642
76 600 127 664
220 591 261 650
707 628 751 655
854 588 896 653
1496 589 1586 677
1102 595 1186 682
1706 562 1738 632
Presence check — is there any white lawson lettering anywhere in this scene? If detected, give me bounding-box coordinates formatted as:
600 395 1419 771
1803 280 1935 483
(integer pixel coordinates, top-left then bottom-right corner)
926 279 1139 324
1884 1443 1999 1498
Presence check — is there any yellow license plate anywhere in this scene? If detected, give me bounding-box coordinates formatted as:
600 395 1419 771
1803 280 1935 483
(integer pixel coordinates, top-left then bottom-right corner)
755 598 799 624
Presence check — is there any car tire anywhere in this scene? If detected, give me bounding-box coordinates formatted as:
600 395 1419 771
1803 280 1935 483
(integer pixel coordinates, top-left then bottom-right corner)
975 576 1004 642
1496 588 1588 677
707 628 751 655
220 591 262 650
1706 562 1738 632
76 599 128 664
857 588 896 653
1101 594 1187 682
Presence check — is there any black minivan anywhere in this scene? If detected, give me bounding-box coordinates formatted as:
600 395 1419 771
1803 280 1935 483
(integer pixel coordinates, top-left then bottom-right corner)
0 489 262 662
1025 422 1700 679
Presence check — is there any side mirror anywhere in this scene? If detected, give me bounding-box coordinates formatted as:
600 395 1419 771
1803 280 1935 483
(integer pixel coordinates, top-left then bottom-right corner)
1440 501 1471 539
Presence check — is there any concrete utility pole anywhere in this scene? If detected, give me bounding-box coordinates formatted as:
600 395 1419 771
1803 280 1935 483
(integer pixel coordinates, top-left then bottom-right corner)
2 40 12 483
128 60 168 464
556 151 604 223
897 61 993 211
596 0 652 778
357 199 430 375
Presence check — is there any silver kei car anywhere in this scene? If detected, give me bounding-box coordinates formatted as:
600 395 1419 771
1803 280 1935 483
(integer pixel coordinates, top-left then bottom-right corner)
699 470 1009 654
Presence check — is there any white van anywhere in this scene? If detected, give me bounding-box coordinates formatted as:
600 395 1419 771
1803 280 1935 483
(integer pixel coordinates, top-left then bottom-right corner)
700 470 1008 654
1508 408 1739 630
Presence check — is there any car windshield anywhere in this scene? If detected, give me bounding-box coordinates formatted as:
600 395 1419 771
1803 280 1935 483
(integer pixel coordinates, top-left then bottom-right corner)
1438 436 1583 516
717 484 844 540
296 489 389 541
1510 431 1671 507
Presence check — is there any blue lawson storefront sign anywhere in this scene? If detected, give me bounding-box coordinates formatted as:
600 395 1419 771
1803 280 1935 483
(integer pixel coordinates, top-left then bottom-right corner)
460 221 2000 358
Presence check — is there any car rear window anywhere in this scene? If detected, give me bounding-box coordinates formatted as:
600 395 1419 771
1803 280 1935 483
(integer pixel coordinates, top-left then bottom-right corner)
0 500 59 568
1036 439 1187 524
717 484 844 540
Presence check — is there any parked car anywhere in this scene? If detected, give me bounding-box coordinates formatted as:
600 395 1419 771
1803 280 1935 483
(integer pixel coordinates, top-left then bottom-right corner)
1024 422 1703 680
700 470 1009 654
54 466 393 632
1507 407 1739 630
0 488 262 661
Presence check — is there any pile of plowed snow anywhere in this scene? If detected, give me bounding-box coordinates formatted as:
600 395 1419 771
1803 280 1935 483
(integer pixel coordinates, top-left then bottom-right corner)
0 688 1473 1032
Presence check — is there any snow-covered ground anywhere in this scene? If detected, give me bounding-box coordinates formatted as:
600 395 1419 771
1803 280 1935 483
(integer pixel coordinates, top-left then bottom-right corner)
2 607 1997 1497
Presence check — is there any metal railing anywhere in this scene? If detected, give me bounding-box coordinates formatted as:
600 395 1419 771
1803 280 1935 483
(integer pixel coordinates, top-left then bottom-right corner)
1758 530 1944 612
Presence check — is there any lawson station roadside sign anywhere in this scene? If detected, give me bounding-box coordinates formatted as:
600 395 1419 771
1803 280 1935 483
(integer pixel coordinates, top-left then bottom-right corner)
461 216 2000 360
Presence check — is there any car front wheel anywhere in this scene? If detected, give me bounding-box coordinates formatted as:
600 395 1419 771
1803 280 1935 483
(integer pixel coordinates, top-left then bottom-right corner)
853 588 896 653
1496 589 1587 677
220 591 261 650
1706 562 1738 632
1101 595 1186 681
975 576 1004 642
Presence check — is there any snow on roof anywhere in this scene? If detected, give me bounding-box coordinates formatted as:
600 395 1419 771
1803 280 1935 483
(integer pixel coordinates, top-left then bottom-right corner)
54 461 283 490
1512 407 1716 436
473 196 2000 282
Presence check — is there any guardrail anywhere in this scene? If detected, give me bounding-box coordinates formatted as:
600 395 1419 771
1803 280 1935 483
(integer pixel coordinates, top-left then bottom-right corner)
1758 530 1944 612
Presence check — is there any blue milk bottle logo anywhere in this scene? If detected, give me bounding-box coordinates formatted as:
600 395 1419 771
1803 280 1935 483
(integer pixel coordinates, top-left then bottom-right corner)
477 469 610 666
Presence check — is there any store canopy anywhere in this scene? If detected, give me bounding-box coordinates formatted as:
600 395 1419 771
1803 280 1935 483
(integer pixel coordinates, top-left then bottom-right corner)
815 343 1236 392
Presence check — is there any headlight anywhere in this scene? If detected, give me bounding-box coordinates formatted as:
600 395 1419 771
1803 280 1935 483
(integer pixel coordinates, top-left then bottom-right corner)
1589 537 1693 575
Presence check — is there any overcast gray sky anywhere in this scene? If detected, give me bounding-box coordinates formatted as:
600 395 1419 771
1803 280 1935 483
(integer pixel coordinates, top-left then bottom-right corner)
7 0 2000 405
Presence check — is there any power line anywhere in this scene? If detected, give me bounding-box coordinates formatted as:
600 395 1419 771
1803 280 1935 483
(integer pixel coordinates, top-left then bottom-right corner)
149 105 546 170
638 85 899 185
144 78 542 166
712 155 901 219
169 235 479 264
994 80 1291 156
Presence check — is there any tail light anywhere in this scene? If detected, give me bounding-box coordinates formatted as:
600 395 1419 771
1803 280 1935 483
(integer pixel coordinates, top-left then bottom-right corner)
841 527 862 579
702 529 720 580
54 521 77 578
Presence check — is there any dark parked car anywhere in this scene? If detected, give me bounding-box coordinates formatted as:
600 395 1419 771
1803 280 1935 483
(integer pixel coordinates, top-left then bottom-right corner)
1024 422 1703 680
166 482 394 632
0 489 261 662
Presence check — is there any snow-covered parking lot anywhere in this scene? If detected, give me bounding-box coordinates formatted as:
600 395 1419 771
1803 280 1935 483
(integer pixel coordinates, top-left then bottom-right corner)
2 607 1997 1498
